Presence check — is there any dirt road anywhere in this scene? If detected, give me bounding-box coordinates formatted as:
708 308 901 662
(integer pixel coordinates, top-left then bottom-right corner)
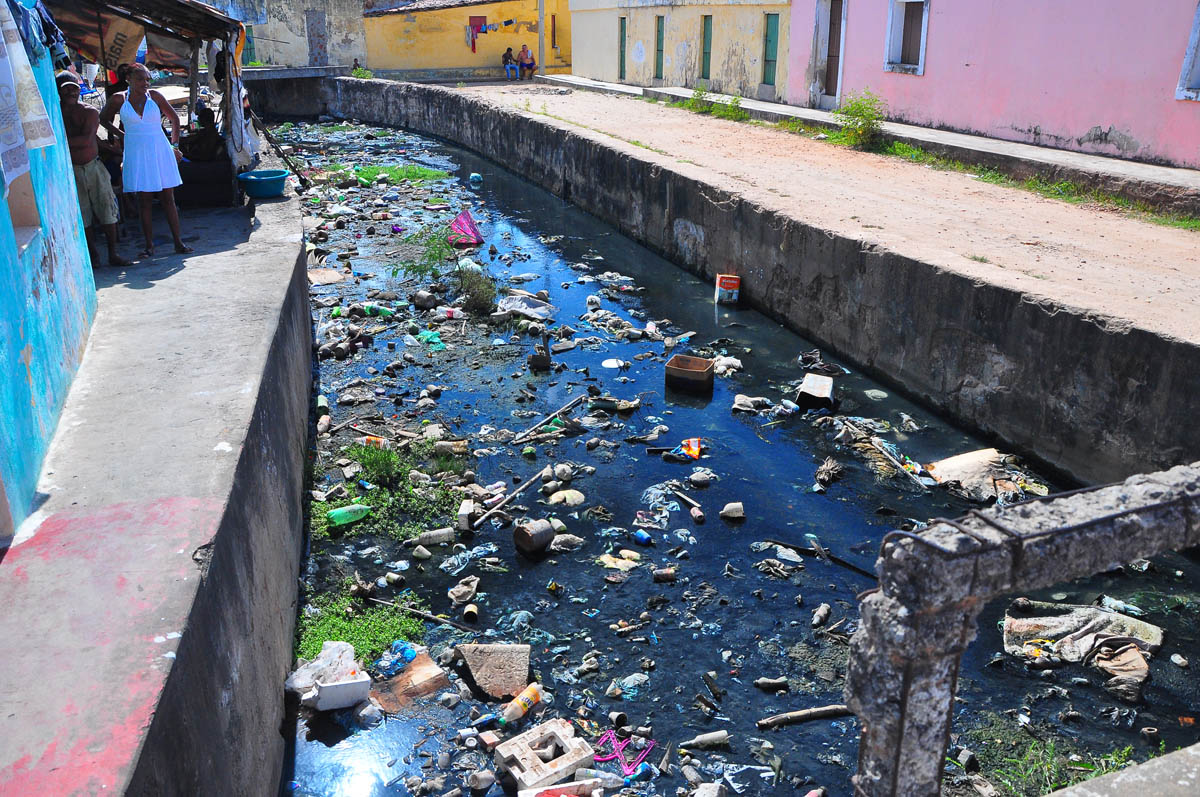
463 84 1200 343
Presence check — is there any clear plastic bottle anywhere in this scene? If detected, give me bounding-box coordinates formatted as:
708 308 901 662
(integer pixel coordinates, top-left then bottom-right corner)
354 435 392 450
500 682 544 723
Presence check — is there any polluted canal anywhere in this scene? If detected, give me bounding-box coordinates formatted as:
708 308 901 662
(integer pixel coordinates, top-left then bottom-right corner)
276 121 1200 797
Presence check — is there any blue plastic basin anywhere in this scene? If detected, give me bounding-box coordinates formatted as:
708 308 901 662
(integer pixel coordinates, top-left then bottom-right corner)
237 168 289 198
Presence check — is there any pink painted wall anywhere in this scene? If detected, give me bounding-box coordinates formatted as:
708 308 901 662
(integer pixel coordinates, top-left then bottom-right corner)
786 1 1200 167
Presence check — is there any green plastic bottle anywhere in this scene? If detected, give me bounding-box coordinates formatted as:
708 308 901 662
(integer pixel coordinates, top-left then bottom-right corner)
327 504 371 527
362 303 395 318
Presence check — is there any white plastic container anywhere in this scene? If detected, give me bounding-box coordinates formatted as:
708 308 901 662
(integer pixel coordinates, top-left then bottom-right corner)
307 670 371 711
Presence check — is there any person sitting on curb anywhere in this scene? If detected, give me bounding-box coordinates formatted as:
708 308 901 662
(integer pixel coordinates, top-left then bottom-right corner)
57 72 129 267
517 45 537 80
502 48 518 80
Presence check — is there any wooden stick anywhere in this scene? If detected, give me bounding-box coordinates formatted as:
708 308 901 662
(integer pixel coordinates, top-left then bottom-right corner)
763 538 876 580
249 109 310 188
472 470 542 529
368 597 476 632
511 395 586 444
671 488 700 508
756 704 853 730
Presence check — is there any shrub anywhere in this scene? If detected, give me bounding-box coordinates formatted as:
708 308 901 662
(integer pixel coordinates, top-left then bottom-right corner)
684 82 714 114
833 89 887 150
458 268 497 316
711 95 749 122
351 66 375 80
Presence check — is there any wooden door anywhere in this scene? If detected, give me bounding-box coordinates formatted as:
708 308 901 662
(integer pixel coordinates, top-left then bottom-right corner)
305 9 327 67
824 0 842 97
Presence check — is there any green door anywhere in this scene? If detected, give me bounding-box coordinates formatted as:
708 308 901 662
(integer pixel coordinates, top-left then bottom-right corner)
654 16 664 80
618 17 626 80
762 13 779 86
701 15 712 81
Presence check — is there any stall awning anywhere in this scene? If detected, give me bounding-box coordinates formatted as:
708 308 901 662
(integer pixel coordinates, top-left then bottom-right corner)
45 0 241 68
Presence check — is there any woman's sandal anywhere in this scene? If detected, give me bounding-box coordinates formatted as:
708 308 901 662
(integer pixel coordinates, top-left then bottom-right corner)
138 247 154 259
175 243 194 254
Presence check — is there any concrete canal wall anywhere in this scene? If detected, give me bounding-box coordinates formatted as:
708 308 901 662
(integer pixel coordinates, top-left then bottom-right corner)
251 76 1200 486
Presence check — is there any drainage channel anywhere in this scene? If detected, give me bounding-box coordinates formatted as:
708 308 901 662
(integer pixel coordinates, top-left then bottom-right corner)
276 121 1200 797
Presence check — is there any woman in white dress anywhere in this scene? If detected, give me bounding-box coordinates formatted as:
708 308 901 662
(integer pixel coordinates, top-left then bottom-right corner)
99 63 193 258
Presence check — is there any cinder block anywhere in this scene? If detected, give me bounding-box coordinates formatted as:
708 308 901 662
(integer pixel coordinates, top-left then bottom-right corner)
495 718 595 790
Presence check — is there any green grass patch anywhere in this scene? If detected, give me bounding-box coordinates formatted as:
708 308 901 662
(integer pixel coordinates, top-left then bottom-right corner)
351 66 375 80
309 440 465 540
990 740 1134 797
879 141 1200 230
355 163 449 185
673 84 751 122
318 124 355 133
295 590 425 661
968 254 990 263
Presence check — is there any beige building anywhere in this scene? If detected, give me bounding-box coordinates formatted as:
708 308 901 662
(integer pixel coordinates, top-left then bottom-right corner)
569 0 790 101
212 1 366 67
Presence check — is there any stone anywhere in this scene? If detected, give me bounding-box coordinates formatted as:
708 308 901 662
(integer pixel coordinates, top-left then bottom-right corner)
694 784 728 797
456 643 532 699
438 692 461 709
549 489 586 506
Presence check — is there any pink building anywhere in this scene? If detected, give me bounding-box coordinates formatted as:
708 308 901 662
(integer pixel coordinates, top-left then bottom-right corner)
786 1 1200 167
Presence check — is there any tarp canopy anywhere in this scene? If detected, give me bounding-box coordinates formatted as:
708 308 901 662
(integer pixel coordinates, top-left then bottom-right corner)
45 0 240 69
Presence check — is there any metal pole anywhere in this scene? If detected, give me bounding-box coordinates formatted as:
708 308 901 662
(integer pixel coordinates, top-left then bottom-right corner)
537 0 545 77
187 41 199 130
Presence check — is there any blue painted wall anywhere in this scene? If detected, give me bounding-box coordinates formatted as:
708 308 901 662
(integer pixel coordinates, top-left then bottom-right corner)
0 44 96 537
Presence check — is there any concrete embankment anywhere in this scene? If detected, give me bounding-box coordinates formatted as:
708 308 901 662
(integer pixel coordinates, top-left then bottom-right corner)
0 196 309 794
251 76 1200 487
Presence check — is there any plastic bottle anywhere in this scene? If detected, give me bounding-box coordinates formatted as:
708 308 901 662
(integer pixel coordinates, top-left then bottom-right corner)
373 640 417 677
354 435 392 450
574 769 625 789
327 504 371 527
500 682 544 723
362 303 396 318
435 306 464 319
632 529 653 546
623 762 655 784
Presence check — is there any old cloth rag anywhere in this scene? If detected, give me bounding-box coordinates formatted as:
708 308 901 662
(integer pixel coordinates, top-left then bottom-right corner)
0 0 55 191
447 209 483 246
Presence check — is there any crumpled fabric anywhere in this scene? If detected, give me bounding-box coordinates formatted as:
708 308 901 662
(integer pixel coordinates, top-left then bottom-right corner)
1003 598 1164 662
497 294 557 320
732 394 772 413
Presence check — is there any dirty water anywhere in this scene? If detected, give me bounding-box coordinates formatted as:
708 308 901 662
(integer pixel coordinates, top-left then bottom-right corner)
276 122 1200 797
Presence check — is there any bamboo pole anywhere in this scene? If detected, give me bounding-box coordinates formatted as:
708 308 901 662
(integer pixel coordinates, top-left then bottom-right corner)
756 704 852 730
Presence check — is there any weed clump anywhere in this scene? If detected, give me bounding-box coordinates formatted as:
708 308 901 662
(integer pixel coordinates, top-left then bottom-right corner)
833 89 887 150
395 224 454 279
295 590 425 660
458 268 497 316
351 66 375 80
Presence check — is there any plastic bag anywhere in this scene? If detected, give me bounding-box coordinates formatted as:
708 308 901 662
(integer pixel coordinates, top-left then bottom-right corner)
285 640 360 694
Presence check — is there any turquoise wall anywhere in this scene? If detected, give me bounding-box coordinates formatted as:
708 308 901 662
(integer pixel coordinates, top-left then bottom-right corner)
0 45 96 536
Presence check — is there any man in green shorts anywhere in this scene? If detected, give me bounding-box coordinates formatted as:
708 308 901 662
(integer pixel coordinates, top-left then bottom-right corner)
57 71 129 267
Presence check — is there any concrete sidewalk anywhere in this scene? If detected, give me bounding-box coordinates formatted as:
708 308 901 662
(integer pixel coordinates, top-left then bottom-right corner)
0 195 310 793
538 74 1200 215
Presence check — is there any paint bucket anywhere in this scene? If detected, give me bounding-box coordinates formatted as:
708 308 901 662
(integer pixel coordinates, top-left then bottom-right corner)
714 274 740 304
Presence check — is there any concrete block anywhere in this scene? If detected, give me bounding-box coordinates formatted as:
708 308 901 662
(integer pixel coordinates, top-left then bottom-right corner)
495 718 594 790
457 499 476 531
456 643 531 699
479 730 502 751
305 671 371 711
795 373 835 410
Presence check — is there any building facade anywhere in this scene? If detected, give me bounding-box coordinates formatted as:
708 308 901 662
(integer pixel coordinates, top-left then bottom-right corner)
570 0 790 102
787 0 1200 167
365 0 572 80
0 1 96 537
209 0 367 68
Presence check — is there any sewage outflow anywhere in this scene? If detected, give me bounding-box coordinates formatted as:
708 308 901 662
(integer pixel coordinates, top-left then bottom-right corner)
278 122 1200 797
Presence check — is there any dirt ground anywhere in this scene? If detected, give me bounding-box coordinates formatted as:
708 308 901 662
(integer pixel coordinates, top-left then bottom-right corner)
462 84 1200 343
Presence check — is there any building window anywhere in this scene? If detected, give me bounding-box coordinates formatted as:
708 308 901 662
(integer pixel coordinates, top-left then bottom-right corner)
618 17 626 81
762 13 779 86
701 15 712 81
551 15 557 49
885 0 928 75
5 172 41 253
1178 2 1200 100
654 16 664 80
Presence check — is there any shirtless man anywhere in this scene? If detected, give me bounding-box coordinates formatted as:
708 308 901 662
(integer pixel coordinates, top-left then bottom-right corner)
57 72 128 266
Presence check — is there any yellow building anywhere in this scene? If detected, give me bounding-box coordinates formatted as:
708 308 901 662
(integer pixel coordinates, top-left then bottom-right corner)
364 0 572 80
568 0 789 101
